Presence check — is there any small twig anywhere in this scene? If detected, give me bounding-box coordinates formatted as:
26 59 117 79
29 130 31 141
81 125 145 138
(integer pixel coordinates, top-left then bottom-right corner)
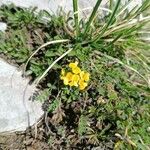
23 39 69 76
34 48 73 85
44 112 55 136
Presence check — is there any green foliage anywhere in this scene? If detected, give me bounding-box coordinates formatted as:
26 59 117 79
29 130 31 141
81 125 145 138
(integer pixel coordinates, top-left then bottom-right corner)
83 0 103 37
48 99 59 113
0 3 150 149
35 88 50 102
72 0 79 37
0 4 44 28
78 115 88 136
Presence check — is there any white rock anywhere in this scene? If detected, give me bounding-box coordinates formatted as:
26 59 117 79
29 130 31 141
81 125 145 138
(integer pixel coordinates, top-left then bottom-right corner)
0 22 7 32
0 59 43 133
0 0 108 18
0 0 144 19
125 0 142 12
0 0 143 13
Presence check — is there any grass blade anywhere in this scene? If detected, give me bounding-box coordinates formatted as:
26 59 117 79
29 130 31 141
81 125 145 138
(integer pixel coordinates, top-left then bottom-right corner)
83 0 103 37
35 48 73 85
116 0 134 18
23 39 69 76
108 33 123 46
134 0 150 18
94 0 121 41
94 51 150 87
73 0 79 37
103 16 150 37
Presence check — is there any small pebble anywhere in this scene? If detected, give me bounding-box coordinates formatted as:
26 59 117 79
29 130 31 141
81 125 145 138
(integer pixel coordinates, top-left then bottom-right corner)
147 127 150 132
0 22 7 32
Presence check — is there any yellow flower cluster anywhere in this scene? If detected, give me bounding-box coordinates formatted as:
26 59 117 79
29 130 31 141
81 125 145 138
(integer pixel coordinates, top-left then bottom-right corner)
60 61 90 90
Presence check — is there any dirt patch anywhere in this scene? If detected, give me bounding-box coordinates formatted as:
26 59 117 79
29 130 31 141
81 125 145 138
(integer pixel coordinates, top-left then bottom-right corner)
0 134 49 150
0 113 114 150
0 118 50 150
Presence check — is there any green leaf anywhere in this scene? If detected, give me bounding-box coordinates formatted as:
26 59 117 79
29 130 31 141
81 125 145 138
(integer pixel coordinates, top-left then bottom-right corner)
83 0 103 37
78 115 88 136
94 0 121 41
73 0 79 37
48 100 59 113
35 88 50 102
45 50 56 57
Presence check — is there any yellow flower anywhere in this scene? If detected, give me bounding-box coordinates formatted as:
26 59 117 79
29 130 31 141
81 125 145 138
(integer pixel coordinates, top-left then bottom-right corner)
61 71 73 85
68 81 74 87
66 72 73 81
80 71 90 81
61 69 65 76
69 61 78 69
68 74 79 87
83 72 90 81
62 77 69 85
69 81 78 87
80 71 85 79
72 74 80 82
60 61 90 90
72 66 81 74
79 80 88 90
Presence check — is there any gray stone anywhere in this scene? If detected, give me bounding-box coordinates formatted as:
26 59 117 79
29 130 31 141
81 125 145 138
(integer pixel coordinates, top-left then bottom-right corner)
0 59 43 133
0 0 104 12
0 0 143 14
0 22 7 32
0 0 144 20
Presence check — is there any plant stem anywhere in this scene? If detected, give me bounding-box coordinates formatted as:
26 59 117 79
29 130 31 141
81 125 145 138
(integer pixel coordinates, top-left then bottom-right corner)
83 0 103 38
94 0 121 41
35 48 73 85
23 39 69 76
73 0 79 37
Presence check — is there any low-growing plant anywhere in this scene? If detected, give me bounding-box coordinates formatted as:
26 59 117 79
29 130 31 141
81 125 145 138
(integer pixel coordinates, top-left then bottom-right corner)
0 1 150 149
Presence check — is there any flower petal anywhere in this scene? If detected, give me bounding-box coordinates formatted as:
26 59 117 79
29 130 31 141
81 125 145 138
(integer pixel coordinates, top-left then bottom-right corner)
83 72 90 81
79 80 87 90
66 72 73 81
63 77 69 85
72 67 81 74
61 69 65 76
69 61 78 69
72 74 80 82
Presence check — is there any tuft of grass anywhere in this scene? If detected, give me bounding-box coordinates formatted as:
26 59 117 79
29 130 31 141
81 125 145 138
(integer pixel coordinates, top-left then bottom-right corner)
24 0 150 87
83 0 103 37
73 0 79 37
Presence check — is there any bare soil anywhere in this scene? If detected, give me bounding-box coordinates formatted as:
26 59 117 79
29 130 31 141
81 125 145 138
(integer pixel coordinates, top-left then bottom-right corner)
0 118 50 150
